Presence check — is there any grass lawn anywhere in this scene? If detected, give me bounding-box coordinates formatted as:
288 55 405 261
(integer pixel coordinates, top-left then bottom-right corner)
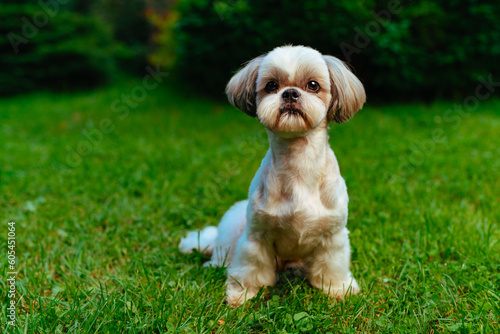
0 77 499 333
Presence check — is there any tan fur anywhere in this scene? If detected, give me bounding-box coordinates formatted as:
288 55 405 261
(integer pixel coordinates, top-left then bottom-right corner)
323 56 366 123
226 55 265 117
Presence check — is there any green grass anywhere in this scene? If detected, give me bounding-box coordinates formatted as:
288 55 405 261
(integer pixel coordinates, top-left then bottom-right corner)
0 78 499 333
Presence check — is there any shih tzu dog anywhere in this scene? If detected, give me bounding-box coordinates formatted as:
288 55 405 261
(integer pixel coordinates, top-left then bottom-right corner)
180 45 366 307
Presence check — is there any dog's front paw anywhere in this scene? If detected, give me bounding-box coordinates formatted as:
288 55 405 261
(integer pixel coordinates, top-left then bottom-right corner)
225 278 259 307
325 278 360 300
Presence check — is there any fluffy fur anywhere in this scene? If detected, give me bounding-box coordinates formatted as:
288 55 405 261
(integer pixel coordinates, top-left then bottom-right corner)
179 45 366 306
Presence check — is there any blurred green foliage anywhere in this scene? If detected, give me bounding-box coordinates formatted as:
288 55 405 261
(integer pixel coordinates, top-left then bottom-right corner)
0 0 152 96
1 0 498 100
0 2 117 95
147 6 179 70
166 0 500 101
93 0 152 73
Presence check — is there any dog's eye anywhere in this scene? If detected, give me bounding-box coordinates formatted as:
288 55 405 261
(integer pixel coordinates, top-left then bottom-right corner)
265 81 279 93
306 81 320 92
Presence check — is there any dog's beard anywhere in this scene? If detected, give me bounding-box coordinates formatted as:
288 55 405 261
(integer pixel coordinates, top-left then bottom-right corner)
273 105 312 132
257 95 327 134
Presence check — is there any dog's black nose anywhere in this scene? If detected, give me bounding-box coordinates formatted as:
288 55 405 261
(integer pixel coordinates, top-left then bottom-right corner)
282 88 300 102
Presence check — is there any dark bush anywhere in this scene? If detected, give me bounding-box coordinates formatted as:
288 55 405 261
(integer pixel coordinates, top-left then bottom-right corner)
0 3 118 96
172 0 500 101
92 0 153 74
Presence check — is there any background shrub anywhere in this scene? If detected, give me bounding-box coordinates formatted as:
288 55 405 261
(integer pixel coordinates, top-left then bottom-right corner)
167 0 500 101
0 2 118 96
2 0 498 100
92 0 153 74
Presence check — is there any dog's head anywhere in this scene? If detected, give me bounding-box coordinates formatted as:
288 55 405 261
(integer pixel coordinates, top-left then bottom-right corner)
226 45 366 136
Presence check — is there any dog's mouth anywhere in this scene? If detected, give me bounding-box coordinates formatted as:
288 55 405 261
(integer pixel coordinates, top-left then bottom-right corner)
280 107 303 116
273 106 312 132
279 101 307 118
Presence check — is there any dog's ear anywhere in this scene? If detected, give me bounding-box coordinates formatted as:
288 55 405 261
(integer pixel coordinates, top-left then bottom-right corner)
226 55 264 117
323 56 366 123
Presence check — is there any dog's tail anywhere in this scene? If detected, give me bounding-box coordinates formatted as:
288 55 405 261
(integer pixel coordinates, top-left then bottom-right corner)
178 226 218 255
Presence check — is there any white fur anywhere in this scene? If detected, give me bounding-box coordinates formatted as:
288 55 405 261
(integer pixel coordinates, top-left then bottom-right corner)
179 45 366 307
179 226 218 254
257 46 329 84
204 200 248 267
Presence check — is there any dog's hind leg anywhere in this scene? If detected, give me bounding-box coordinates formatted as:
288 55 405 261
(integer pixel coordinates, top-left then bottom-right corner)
204 200 248 268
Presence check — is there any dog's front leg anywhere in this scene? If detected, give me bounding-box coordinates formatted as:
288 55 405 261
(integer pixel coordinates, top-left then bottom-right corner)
225 233 276 307
306 227 360 299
